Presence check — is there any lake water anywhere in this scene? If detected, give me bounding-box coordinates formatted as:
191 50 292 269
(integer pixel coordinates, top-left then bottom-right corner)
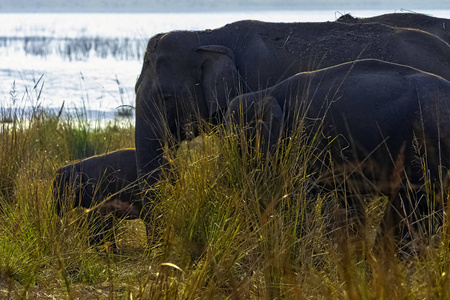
2 9 450 117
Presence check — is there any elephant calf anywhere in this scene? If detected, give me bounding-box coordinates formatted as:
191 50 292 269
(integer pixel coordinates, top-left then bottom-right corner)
53 149 141 219
227 58 450 233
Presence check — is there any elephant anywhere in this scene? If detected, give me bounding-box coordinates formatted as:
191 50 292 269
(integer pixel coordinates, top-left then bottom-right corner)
53 149 142 219
135 19 450 188
337 13 450 45
226 58 450 237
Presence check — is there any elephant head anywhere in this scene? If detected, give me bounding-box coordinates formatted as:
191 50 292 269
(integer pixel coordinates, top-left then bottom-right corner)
53 164 92 215
135 31 239 186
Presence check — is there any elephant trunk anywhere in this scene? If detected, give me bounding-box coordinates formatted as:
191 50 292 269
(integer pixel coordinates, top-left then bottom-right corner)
135 83 173 191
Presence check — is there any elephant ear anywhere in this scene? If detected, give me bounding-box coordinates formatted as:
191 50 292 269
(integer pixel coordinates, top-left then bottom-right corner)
197 45 239 117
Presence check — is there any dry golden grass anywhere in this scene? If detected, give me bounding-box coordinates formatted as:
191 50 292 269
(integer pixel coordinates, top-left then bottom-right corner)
1 89 450 299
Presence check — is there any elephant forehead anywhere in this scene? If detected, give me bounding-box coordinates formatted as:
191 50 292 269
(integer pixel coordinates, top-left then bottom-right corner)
154 55 201 83
155 54 191 71
157 31 198 52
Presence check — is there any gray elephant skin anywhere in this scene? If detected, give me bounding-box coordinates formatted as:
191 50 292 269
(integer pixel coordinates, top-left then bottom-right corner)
227 59 450 224
135 19 450 187
337 13 450 44
53 149 141 219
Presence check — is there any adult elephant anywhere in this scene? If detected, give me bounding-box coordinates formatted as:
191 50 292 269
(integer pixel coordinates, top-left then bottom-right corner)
226 59 450 235
337 13 450 44
135 19 450 187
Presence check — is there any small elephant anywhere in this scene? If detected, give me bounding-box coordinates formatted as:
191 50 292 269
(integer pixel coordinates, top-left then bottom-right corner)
53 149 141 219
226 59 450 232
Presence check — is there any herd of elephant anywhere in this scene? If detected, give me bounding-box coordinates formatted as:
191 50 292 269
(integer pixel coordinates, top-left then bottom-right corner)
54 13 450 242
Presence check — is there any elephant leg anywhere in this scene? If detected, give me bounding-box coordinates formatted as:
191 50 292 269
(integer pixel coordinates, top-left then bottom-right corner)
227 95 283 153
255 96 284 152
86 210 113 246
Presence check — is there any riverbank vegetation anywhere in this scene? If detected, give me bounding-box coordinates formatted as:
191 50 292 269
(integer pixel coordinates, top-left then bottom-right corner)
1 88 449 299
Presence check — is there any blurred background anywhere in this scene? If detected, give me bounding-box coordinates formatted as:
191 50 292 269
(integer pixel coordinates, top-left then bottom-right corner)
2 0 450 12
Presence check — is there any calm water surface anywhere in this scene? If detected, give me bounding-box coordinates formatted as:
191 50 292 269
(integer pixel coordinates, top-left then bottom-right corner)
1 10 450 116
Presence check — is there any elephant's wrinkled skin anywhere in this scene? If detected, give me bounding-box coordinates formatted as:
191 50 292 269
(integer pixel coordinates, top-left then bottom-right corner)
227 59 450 226
135 19 450 187
53 149 141 219
337 13 450 44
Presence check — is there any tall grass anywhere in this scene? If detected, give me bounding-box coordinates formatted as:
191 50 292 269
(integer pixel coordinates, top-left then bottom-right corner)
1 83 450 299
0 83 136 298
